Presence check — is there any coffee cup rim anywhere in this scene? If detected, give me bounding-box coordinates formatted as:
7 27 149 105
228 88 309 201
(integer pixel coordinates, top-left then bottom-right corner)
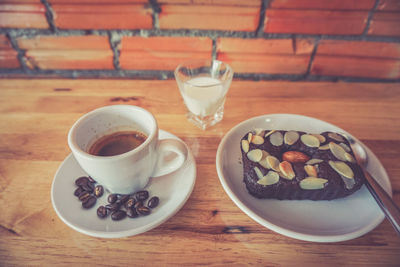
68 105 157 161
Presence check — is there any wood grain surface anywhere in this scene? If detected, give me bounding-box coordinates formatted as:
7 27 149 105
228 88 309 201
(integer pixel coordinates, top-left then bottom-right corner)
0 79 399 266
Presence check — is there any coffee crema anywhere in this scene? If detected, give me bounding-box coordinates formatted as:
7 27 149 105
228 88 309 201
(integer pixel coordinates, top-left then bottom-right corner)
88 130 147 157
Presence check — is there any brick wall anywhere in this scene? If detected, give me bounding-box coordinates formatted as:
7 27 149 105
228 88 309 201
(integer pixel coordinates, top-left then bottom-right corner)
0 0 399 81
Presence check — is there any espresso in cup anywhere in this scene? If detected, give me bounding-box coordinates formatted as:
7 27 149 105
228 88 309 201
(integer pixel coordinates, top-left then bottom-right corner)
68 105 187 194
88 130 147 157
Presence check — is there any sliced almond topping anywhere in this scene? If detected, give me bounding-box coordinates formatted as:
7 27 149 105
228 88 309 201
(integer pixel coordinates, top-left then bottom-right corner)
328 132 345 142
301 134 320 148
329 142 347 161
345 152 356 163
258 150 270 168
339 143 351 152
282 151 310 163
311 134 326 143
247 132 253 143
284 131 299 145
247 149 263 162
304 165 318 177
279 161 295 180
257 171 280 186
269 131 283 146
254 167 264 180
305 158 323 165
264 130 276 138
251 135 264 145
261 150 270 160
318 144 330 150
241 140 249 153
328 161 354 179
300 177 328 190
259 159 269 169
254 128 265 136
266 155 280 171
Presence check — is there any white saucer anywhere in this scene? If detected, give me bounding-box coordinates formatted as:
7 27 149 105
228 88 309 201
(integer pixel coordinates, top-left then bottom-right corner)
216 114 392 242
51 130 196 238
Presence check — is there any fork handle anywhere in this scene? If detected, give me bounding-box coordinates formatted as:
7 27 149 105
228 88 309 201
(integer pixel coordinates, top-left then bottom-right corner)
363 170 400 235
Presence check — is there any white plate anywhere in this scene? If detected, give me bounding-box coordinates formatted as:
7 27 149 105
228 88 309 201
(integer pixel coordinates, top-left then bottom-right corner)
216 114 392 242
51 130 196 238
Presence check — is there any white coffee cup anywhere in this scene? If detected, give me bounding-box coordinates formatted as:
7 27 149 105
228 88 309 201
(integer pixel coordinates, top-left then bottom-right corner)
68 105 187 194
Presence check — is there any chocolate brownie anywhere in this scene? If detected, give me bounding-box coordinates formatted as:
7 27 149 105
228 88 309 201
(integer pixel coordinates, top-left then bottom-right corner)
241 130 365 200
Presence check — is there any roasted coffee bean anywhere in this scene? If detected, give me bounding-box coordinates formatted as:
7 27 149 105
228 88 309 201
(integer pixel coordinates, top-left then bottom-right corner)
108 194 118 204
124 197 136 209
117 194 130 204
126 207 139 218
94 185 104 198
111 210 126 221
147 196 159 209
82 181 94 193
82 196 97 209
134 190 149 201
74 186 84 197
78 191 91 202
137 206 151 216
75 176 89 186
134 201 143 209
97 206 108 218
87 176 96 183
105 203 121 212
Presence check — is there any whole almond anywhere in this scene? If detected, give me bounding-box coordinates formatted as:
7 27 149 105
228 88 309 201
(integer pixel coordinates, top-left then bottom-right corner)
282 151 310 163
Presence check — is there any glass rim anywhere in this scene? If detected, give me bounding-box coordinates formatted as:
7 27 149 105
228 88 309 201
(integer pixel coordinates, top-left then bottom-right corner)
174 59 233 86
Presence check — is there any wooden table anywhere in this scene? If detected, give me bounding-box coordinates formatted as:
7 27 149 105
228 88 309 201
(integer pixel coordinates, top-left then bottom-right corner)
0 79 399 266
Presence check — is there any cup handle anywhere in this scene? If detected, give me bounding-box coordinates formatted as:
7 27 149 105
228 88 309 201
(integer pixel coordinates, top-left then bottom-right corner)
151 139 188 177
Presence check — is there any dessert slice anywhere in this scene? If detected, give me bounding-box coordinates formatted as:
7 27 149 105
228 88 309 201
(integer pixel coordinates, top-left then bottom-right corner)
241 130 365 200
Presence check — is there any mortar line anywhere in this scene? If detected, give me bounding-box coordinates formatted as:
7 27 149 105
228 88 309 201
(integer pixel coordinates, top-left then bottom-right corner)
108 32 121 70
149 0 161 30
211 38 217 61
1 69 398 83
305 37 321 77
0 28 400 43
362 0 380 37
40 0 57 32
255 0 269 37
6 32 29 71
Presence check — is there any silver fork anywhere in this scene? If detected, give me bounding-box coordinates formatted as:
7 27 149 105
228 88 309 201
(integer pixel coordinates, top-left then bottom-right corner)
344 134 400 235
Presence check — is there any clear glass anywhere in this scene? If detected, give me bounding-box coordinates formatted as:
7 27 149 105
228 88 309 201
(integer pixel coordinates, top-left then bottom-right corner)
174 59 234 130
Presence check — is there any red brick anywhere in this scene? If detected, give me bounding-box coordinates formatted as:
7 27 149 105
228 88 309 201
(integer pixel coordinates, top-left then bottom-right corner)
122 36 212 52
24 50 114 69
120 36 212 70
217 38 314 74
0 34 12 49
158 0 260 5
159 5 260 31
51 4 152 30
17 35 113 70
217 38 314 54
18 35 111 50
265 9 368 35
0 34 20 69
311 40 400 79
0 50 20 68
312 56 400 79
368 12 400 36
49 0 146 2
270 0 375 10
0 3 48 28
316 40 400 59
0 0 42 2
377 0 400 11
